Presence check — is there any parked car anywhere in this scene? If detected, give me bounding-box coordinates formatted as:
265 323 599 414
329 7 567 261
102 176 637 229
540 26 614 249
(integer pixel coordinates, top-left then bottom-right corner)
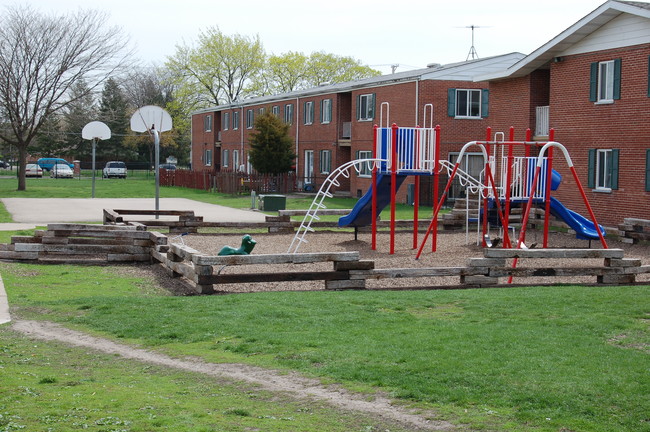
159 163 176 170
102 161 127 178
37 157 73 171
50 163 73 178
25 163 43 177
0 160 9 169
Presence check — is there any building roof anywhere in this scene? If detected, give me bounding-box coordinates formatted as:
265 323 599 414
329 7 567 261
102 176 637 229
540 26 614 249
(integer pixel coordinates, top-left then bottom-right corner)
476 0 650 81
192 53 525 115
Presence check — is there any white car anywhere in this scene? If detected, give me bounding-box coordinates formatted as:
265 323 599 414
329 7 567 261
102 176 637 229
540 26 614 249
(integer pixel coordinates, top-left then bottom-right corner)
25 163 43 177
50 163 74 178
103 161 127 178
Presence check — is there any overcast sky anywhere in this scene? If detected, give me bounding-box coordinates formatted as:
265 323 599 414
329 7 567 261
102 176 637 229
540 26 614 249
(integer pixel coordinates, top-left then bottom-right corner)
1 0 607 74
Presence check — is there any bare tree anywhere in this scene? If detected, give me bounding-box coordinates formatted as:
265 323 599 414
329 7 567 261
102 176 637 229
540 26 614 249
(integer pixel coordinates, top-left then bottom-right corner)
0 5 131 190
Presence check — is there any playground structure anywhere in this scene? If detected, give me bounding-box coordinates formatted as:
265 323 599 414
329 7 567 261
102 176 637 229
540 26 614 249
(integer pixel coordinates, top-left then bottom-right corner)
290 105 608 268
289 103 440 254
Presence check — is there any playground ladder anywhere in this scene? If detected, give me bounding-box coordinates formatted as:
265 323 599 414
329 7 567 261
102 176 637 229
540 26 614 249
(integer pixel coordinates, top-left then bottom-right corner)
288 158 387 254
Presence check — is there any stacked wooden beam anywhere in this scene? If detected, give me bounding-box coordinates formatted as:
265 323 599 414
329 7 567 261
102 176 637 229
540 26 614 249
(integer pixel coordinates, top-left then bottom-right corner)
461 248 649 286
151 244 371 294
617 218 650 244
0 223 167 264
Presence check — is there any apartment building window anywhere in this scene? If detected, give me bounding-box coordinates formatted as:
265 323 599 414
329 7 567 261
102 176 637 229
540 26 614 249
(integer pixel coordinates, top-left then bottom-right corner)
304 101 314 125
304 150 314 183
204 115 212 132
320 150 332 174
204 149 212 166
356 94 375 121
321 99 332 124
447 89 488 118
223 112 230 131
590 59 621 103
222 149 229 168
356 150 373 177
284 104 294 124
246 109 254 129
233 150 240 172
272 105 280 116
259 107 265 115
233 111 240 130
588 148 619 191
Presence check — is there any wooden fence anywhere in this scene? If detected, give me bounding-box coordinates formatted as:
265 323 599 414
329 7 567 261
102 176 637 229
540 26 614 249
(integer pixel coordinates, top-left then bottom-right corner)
160 169 299 195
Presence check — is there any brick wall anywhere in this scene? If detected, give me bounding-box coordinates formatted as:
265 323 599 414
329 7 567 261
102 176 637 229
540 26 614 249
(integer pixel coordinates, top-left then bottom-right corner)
549 44 650 226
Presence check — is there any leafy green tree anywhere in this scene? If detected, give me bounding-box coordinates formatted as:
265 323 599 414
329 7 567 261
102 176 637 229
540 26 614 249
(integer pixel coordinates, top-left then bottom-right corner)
165 27 265 110
307 51 381 85
98 78 129 160
265 52 309 93
248 111 295 174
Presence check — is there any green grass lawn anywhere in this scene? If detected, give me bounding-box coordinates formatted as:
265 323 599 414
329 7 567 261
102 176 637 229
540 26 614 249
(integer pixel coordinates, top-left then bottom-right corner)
1 262 648 431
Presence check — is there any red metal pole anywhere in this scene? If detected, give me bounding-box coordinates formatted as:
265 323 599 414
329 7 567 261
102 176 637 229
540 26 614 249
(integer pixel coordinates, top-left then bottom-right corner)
371 125 378 250
432 125 441 252
508 164 543 283
481 127 491 247
390 123 398 254
504 127 515 247
416 162 460 259
413 126 421 249
414 176 420 249
569 165 608 248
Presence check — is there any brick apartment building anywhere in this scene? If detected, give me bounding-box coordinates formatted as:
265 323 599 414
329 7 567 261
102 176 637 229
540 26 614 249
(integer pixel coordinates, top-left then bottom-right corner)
479 0 650 225
191 0 650 226
192 53 523 202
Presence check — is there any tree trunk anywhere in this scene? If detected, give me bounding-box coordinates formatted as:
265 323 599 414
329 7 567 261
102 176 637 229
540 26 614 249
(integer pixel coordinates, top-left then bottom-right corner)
17 144 27 191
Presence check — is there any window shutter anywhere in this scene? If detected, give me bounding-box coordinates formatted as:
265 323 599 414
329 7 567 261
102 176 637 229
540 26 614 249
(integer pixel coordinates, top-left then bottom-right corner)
646 149 650 191
447 89 456 116
481 89 489 118
610 148 619 190
320 100 323 123
589 62 598 102
588 149 596 188
356 95 361 120
303 102 307 124
613 59 622 100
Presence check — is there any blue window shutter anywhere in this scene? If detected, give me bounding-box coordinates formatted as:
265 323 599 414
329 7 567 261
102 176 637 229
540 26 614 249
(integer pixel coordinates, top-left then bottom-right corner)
447 88 456 116
610 149 619 190
356 95 360 120
589 62 598 102
481 89 489 118
613 59 622 100
646 149 650 191
588 149 596 188
648 56 650 97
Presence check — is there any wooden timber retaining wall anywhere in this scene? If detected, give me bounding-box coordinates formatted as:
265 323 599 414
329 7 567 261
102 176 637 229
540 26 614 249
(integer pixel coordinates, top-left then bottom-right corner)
0 223 167 264
1 224 648 293
151 245 372 294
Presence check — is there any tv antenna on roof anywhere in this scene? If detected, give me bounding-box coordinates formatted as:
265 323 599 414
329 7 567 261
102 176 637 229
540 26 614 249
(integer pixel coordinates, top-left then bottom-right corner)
462 25 489 61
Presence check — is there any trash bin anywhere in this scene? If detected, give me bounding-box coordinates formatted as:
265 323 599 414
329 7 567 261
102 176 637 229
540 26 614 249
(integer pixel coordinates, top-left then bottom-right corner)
259 194 286 211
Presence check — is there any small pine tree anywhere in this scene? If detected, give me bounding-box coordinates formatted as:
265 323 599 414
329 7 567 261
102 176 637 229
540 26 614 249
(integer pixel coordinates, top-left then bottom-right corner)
248 111 295 174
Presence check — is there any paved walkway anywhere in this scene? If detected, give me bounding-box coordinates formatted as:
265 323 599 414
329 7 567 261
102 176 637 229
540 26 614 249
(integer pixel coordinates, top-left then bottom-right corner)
0 198 268 324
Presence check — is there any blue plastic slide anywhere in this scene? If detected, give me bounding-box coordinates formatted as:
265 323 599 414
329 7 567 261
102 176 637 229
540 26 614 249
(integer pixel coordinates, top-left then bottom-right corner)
338 174 407 227
547 197 606 240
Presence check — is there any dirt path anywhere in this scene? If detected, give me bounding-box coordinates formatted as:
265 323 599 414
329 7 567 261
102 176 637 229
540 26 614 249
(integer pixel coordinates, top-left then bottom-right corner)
11 319 454 431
